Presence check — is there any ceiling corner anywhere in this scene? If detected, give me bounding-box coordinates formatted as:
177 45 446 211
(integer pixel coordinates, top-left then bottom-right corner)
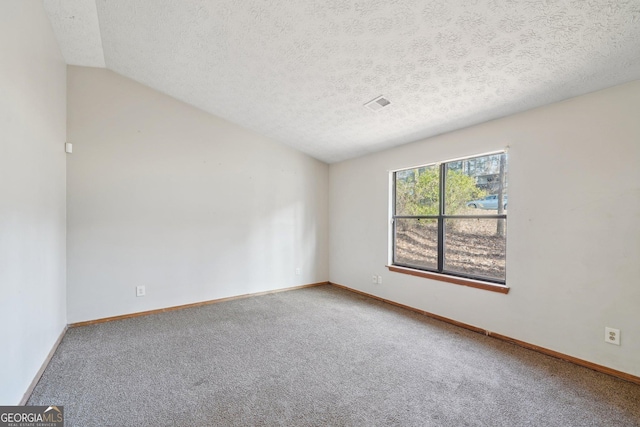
43 0 106 68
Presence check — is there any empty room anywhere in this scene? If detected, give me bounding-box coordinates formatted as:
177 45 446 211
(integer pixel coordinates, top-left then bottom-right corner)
1 0 639 426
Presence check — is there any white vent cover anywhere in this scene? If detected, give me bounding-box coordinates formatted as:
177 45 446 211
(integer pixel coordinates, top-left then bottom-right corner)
364 95 391 111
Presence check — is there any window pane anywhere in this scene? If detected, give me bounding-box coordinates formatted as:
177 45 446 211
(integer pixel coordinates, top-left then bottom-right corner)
444 218 506 281
395 165 439 216
394 218 438 270
445 153 508 215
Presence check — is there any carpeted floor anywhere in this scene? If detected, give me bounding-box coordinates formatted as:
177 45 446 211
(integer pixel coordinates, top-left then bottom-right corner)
28 285 640 426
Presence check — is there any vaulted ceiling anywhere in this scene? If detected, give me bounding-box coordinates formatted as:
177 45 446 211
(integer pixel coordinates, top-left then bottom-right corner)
44 0 640 163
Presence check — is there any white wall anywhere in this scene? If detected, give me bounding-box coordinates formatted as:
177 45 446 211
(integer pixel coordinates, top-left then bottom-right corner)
0 2 67 405
330 81 640 376
67 67 329 323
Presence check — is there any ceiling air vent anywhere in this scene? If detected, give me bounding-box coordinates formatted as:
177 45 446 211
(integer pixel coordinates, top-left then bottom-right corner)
364 95 391 112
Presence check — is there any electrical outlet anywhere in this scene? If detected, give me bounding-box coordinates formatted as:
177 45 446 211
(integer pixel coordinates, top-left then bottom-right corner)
295 267 301 276
372 275 378 284
605 327 620 345
136 286 145 297
377 275 382 284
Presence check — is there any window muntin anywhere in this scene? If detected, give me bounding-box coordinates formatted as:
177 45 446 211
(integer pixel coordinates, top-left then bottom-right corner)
392 152 508 285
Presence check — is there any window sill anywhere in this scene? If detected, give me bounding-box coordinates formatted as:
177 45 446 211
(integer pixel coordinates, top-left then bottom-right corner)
386 265 510 294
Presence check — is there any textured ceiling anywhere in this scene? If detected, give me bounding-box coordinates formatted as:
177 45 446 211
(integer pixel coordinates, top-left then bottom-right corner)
43 0 105 67
44 0 640 163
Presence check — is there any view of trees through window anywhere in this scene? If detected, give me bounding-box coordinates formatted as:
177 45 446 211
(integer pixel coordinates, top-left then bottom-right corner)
393 152 508 283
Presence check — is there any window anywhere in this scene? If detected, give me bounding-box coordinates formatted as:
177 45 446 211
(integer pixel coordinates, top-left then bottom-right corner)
391 152 508 288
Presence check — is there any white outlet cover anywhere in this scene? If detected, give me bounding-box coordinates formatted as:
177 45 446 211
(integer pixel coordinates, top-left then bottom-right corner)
136 286 145 297
372 275 378 284
377 275 383 284
605 327 620 345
